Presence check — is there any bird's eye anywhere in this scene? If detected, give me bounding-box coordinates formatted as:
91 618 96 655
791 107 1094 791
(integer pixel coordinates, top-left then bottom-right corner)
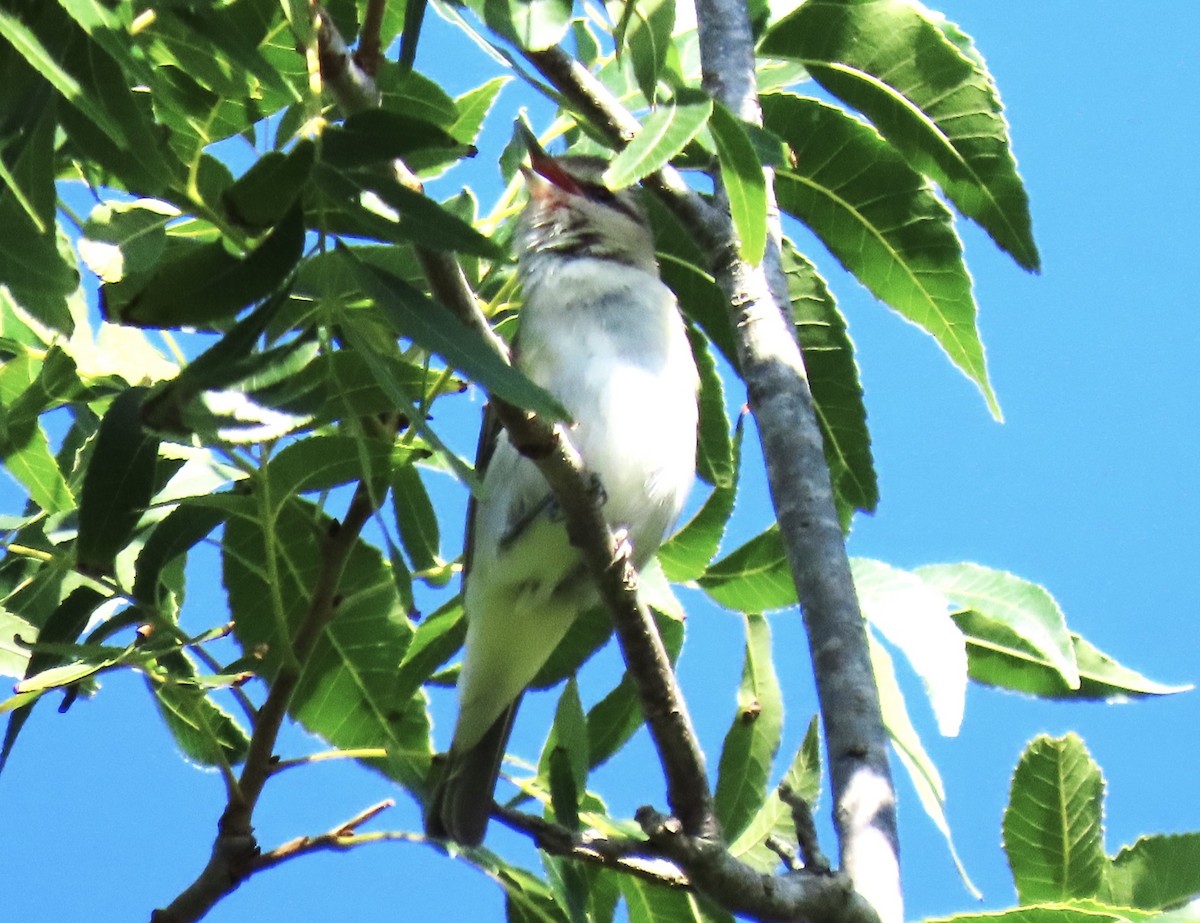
579 182 641 221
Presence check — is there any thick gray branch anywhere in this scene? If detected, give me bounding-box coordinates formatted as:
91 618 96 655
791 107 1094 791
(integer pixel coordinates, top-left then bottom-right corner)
692 0 902 920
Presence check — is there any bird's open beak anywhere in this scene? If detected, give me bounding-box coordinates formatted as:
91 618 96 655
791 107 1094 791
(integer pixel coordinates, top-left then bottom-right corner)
517 123 582 197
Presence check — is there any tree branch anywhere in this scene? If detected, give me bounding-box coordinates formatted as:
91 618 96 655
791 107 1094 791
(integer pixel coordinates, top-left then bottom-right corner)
523 21 903 923
151 484 381 923
688 1 903 920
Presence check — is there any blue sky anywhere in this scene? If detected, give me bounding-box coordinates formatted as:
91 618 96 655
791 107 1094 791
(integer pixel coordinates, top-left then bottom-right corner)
2 2 1198 921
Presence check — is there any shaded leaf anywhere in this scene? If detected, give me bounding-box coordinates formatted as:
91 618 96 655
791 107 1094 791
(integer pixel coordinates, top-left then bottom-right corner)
77 388 160 576
1003 733 1106 904
222 141 315 230
148 653 250 767
321 109 464 169
714 614 782 842
604 88 712 189
102 205 304 329
709 102 767 266
0 586 107 775
344 248 566 419
482 0 572 51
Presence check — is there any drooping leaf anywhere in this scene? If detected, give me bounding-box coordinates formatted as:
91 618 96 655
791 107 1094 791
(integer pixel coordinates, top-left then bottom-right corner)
952 610 1190 701
321 108 465 169
613 0 677 104
101 205 304 329
760 0 1039 270
76 388 160 576
852 558 966 737
392 462 443 576
1003 733 1106 904
763 93 999 419
604 88 712 189
343 248 567 419
79 199 175 284
539 677 589 830
0 586 107 775
917 563 1079 691
709 102 767 266
222 141 315 230
782 242 876 522
132 505 226 610
689 325 734 489
147 652 250 767
871 634 978 897
584 614 683 770
714 614 783 842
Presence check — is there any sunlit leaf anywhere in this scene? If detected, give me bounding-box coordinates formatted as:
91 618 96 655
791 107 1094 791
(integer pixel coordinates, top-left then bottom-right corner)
763 93 999 419
1003 733 1106 904
604 88 712 189
709 102 767 266
760 0 1039 270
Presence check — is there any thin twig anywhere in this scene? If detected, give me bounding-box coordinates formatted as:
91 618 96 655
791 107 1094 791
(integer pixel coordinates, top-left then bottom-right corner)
780 784 830 874
270 747 390 776
249 800 400 872
494 805 692 889
355 0 388 76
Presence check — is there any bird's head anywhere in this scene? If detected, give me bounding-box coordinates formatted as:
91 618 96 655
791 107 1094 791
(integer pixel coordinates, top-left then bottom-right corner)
516 138 657 274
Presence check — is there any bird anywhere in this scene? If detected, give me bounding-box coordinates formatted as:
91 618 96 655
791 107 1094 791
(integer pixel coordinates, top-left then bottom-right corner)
424 140 700 847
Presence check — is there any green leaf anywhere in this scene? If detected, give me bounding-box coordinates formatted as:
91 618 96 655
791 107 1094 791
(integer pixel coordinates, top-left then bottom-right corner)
763 93 1000 419
102 205 305 329
714 614 782 842
347 171 506 259
953 610 1191 701
261 434 398 509
0 102 77 333
620 876 711 923
709 102 767 266
223 500 431 791
871 634 978 897
77 388 161 576
604 88 712 189
392 462 443 576
394 596 465 701
614 0 677 104
660 413 741 583
698 525 796 613
343 248 567 419
783 242 876 522
689 325 734 489
1098 834 1200 911
584 613 683 769
132 505 226 609
539 677 589 830
147 652 250 767
760 0 1039 270
0 608 35 680
0 421 75 515
321 110 465 169
482 0 572 51
0 586 107 775
449 77 512 147
922 907 1149 923
222 141 315 230
1004 733 1106 904
917 563 1079 691
852 558 965 737
728 716 821 872
79 199 175 284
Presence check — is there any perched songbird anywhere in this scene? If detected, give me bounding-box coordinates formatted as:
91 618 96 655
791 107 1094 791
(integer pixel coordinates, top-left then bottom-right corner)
425 143 700 846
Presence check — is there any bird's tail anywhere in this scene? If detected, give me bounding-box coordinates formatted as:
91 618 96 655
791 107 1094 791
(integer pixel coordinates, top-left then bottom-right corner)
425 698 521 847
